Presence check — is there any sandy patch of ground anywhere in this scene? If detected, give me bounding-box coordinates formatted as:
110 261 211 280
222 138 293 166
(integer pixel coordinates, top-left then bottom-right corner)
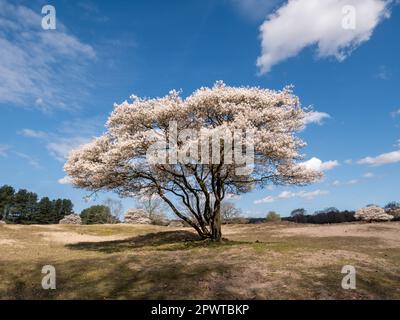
0 238 25 249
290 249 374 267
1 225 26 230
271 222 400 247
0 239 17 245
37 231 131 244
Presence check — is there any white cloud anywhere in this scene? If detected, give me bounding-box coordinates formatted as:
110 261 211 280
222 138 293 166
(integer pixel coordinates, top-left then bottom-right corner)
304 111 331 126
333 174 373 187
0 144 9 157
58 176 72 185
225 193 242 200
18 130 89 162
358 150 400 166
47 117 104 162
18 128 47 138
300 110 331 131
376 64 390 80
300 157 340 172
47 137 91 162
35 98 45 108
13 151 41 169
18 128 75 162
0 0 95 111
19 117 104 162
0 145 40 167
363 172 375 178
257 0 390 74
391 109 400 118
47 135 97 162
344 159 353 165
254 189 328 204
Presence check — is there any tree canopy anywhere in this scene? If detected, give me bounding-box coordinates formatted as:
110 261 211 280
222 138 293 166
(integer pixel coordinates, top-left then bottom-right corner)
81 205 117 225
65 82 321 240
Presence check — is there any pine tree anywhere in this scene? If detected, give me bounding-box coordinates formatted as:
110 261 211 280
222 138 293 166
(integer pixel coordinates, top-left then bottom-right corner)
52 199 74 223
52 199 64 223
36 197 54 224
61 199 74 217
9 189 38 223
0 185 15 221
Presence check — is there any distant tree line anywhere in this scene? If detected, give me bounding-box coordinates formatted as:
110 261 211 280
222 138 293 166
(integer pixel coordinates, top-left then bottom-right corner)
0 185 73 224
281 202 400 224
2 183 398 226
282 207 356 224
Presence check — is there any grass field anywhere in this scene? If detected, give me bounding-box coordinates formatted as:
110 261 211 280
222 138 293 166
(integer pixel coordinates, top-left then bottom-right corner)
1 222 399 299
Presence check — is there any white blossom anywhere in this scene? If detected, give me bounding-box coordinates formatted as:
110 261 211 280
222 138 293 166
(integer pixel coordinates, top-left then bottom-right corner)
355 206 394 222
65 82 321 240
59 214 82 225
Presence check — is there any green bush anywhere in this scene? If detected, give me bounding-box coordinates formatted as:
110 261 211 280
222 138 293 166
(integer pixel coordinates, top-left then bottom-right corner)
265 211 281 222
81 205 116 225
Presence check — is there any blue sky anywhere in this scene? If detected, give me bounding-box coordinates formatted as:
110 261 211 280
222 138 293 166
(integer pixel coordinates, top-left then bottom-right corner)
0 0 399 217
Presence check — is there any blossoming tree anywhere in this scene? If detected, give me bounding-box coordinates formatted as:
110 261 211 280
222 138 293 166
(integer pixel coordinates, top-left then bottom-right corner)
355 206 394 222
65 82 321 241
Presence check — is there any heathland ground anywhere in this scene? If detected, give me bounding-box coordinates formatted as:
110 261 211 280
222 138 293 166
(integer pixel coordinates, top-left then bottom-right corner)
1 222 399 299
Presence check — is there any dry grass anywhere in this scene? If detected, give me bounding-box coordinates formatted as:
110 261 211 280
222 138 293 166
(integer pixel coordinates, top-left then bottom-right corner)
0 222 399 300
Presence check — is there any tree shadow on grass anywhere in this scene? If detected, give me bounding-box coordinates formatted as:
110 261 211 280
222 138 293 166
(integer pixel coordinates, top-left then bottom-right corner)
67 230 199 253
67 230 249 253
4 254 399 299
66 230 245 253
1 249 250 299
1 231 254 299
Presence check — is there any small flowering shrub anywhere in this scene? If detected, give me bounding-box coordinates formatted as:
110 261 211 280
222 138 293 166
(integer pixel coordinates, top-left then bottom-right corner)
59 214 82 225
355 206 394 222
124 209 152 224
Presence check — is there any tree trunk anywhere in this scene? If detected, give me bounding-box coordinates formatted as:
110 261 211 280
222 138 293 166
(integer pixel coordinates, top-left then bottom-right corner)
210 208 222 241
